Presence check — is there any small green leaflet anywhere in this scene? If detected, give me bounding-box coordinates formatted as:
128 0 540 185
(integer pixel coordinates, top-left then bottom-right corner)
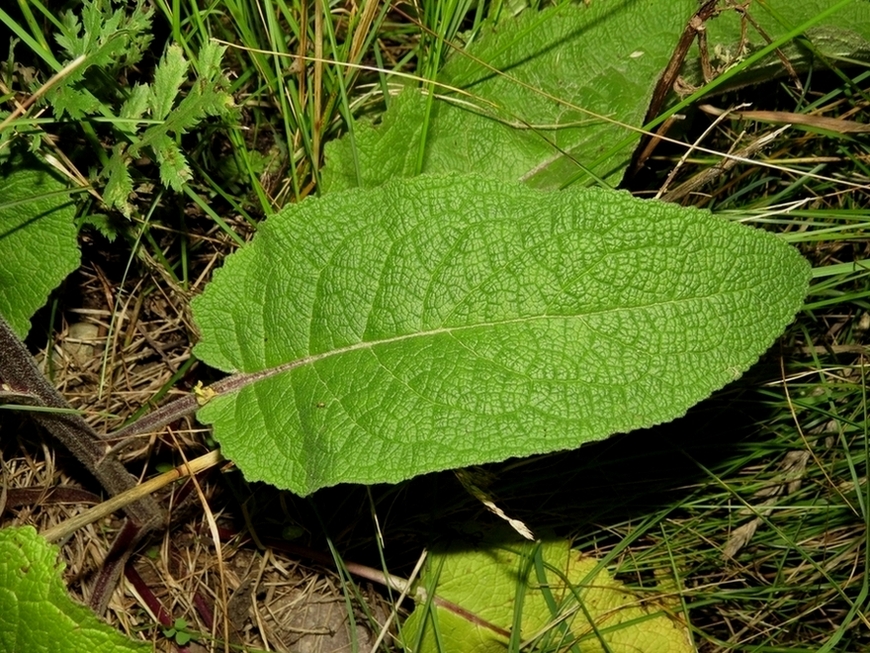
50 0 154 120
191 175 810 496
128 41 234 187
0 526 149 653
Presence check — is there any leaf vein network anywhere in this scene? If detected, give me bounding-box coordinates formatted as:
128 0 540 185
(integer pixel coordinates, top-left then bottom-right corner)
231 291 743 397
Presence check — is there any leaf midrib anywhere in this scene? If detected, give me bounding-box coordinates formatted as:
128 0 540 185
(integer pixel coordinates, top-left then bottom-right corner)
209 290 737 398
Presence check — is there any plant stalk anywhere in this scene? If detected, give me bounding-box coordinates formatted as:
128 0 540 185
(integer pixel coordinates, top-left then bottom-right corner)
0 315 163 530
42 449 224 543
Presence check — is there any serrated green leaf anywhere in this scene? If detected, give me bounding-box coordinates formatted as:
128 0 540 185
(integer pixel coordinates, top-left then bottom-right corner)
0 526 149 653
55 10 84 58
53 0 116 61
151 44 188 121
77 0 148 69
82 0 105 53
131 49 232 163
120 83 151 123
191 175 809 496
49 0 154 119
113 3 154 69
103 144 134 215
152 134 192 191
402 536 692 653
322 2 695 192
76 213 120 242
197 40 228 81
49 85 102 120
0 153 79 339
27 133 43 153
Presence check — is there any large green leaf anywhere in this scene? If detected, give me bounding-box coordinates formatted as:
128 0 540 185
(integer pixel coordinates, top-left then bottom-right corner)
0 154 79 339
322 1 870 195
191 175 809 496
402 536 692 653
321 1 696 192
0 526 149 653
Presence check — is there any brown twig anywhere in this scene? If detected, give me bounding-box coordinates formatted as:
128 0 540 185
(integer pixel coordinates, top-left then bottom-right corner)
632 0 721 176
645 0 720 125
41 450 223 543
730 1 803 92
699 103 870 133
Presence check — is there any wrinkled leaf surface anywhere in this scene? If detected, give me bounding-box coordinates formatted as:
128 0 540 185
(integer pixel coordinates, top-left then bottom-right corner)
0 154 79 339
0 526 149 653
192 175 809 496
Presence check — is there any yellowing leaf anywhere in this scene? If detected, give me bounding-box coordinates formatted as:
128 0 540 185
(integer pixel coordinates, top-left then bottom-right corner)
403 537 692 653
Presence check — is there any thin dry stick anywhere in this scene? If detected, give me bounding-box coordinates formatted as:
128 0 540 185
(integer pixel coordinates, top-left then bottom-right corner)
631 0 720 174
655 103 750 200
348 0 382 64
645 0 720 124
661 125 790 203
369 548 428 653
41 450 224 543
249 550 273 651
779 356 858 516
731 1 803 92
312 0 324 168
0 55 87 135
700 104 870 133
